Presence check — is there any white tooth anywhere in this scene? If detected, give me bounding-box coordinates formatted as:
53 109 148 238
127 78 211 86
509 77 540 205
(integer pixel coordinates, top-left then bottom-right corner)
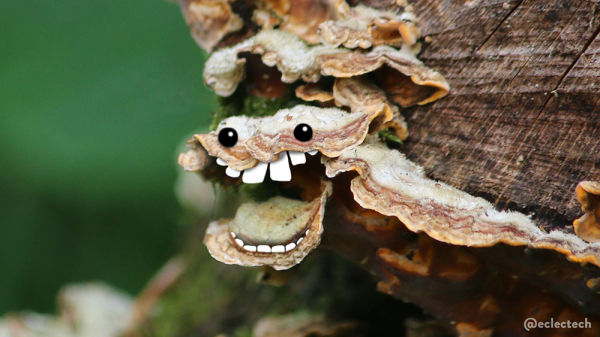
243 245 257 252
269 152 291 181
226 167 241 178
216 158 227 166
257 245 271 253
305 229 310 236
271 245 285 253
242 162 268 184
297 237 304 245
307 150 318 156
288 151 306 166
285 242 296 251
231 232 236 238
235 238 244 247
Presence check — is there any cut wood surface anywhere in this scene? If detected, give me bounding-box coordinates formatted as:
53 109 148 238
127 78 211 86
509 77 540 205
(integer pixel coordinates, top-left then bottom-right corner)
398 0 600 231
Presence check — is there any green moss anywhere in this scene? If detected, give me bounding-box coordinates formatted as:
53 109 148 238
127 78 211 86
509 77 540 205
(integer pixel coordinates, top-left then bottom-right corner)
210 89 307 130
238 179 302 203
238 180 284 202
144 242 423 336
378 128 404 146
232 326 253 337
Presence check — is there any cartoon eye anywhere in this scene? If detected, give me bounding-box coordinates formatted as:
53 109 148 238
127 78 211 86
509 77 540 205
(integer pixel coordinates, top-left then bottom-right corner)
294 124 313 142
218 128 238 147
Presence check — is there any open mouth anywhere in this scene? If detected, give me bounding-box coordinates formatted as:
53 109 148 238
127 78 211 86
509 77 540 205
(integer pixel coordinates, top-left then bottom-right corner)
178 105 381 269
202 164 332 270
228 201 312 254
216 150 318 183
207 149 329 259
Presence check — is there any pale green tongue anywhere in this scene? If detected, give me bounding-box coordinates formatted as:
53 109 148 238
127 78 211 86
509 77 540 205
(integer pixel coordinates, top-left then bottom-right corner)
229 196 312 245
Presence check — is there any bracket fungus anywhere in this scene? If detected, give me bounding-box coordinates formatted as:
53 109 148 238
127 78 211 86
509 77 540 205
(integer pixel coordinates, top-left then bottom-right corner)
203 30 449 105
575 181 600 243
175 0 600 334
318 4 420 48
204 181 332 270
177 0 244 52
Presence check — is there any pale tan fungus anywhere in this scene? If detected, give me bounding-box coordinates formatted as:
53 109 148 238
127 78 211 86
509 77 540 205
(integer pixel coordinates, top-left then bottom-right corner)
381 106 409 140
204 30 448 105
204 181 332 270
318 44 449 106
177 0 244 52
253 9 282 30
322 137 600 267
574 181 600 243
255 0 345 44
230 196 316 245
295 83 335 103
318 5 420 48
294 78 409 140
333 77 392 120
178 142 211 172
332 76 409 139
189 105 388 171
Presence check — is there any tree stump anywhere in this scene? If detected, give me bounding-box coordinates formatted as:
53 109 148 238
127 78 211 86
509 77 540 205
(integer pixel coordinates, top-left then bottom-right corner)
158 0 600 336
404 0 600 231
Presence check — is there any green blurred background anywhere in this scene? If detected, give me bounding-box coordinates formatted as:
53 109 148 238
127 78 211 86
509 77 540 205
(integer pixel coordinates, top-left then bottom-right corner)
0 0 214 315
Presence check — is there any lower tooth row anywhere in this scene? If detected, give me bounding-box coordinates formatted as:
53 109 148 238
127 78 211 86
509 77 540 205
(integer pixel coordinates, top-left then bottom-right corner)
232 229 310 253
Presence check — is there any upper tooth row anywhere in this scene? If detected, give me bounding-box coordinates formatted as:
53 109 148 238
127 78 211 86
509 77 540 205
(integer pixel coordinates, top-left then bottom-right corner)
231 229 310 253
218 151 318 183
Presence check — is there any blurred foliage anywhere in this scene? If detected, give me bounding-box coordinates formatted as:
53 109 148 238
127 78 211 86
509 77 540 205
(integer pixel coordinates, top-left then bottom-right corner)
0 0 216 314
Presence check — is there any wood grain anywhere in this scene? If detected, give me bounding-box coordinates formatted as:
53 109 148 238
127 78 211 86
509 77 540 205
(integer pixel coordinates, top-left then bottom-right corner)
403 0 600 230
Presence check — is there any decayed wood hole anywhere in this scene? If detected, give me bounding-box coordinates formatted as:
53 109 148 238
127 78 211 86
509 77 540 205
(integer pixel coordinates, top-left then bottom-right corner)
396 0 600 231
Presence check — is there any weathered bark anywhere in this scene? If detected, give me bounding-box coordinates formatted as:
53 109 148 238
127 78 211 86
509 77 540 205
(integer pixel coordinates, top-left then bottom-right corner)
400 0 600 231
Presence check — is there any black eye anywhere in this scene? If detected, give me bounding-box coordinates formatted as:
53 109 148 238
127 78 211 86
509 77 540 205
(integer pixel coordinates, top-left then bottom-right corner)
294 124 312 142
218 128 238 147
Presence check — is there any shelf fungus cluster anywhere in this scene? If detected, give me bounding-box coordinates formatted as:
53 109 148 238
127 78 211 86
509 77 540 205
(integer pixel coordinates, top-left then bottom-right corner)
177 0 600 334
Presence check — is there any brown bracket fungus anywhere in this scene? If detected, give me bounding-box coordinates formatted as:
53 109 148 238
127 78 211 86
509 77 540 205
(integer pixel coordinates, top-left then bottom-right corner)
319 5 420 48
254 0 342 44
204 181 332 270
176 0 244 52
322 138 600 266
575 181 600 243
203 30 449 105
174 0 600 334
184 104 392 171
